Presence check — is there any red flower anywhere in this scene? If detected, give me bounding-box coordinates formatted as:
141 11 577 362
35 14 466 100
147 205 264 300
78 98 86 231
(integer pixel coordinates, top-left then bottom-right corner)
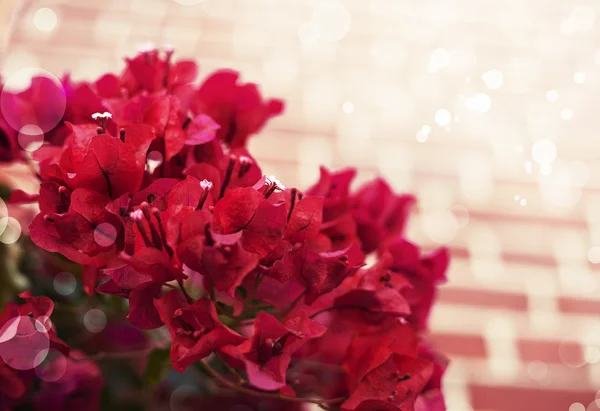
154 291 246 372
415 342 448 411
341 354 433 411
192 70 284 148
351 178 415 253
0 362 27 411
33 351 103 411
341 323 433 411
201 244 259 296
385 239 450 330
0 115 19 163
307 166 356 223
118 47 198 97
30 188 122 267
0 76 66 148
15 47 449 411
1 292 70 356
284 194 324 243
212 186 287 258
223 311 327 391
303 253 411 324
291 245 358 304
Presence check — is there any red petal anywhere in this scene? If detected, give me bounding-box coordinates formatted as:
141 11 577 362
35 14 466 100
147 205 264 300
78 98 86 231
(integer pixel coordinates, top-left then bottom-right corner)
82 266 99 296
169 60 199 86
292 246 353 304
241 201 287 258
102 265 153 290
127 281 164 330
167 175 204 209
185 114 219 146
29 214 110 267
8 189 39 204
120 247 177 281
202 245 259 296
130 178 179 209
284 195 324 243
90 134 145 197
184 163 222 198
212 187 263 234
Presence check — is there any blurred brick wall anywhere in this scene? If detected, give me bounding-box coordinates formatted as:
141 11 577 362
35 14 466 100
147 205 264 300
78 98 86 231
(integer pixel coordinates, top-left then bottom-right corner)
3 0 600 410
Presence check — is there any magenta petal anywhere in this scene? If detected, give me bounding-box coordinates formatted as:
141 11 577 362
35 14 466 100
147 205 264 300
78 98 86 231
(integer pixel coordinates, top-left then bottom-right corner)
185 114 220 146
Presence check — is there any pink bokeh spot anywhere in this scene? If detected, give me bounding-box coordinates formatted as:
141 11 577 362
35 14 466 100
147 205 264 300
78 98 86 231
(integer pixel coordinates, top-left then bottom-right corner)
0 315 50 370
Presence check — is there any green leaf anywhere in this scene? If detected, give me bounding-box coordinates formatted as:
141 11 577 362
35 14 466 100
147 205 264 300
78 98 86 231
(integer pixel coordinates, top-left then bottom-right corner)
143 348 171 385
0 184 10 201
219 314 235 326
216 301 234 315
235 286 247 300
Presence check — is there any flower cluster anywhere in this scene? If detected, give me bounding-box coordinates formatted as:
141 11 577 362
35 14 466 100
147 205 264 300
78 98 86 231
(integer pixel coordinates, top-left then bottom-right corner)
1 48 449 411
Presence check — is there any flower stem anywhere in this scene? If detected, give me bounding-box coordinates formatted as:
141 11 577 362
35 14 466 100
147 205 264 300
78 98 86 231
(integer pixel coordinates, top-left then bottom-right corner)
70 348 153 363
214 352 245 384
177 279 194 304
279 291 305 319
198 358 345 407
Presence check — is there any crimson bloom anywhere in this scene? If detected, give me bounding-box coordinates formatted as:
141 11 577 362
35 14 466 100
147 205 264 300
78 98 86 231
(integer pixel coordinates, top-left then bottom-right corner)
33 351 103 411
155 290 246 372
223 311 327 391
9 47 448 411
0 115 19 163
0 361 27 411
351 178 415 253
192 70 284 148
341 323 433 411
385 239 450 330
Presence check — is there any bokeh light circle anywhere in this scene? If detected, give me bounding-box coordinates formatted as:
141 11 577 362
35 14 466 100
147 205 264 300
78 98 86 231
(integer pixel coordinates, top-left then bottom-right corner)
0 68 66 134
585 346 600 364
451 205 470 227
93 223 117 247
570 403 585 411
435 109 451 126
83 309 107 333
0 198 7 234
170 385 201 411
298 20 320 45
17 124 45 152
587 401 600 411
34 316 53 333
465 93 491 113
421 210 460 244
539 167 581 208
54 272 77 296
0 315 50 370
481 69 503 90
311 0 352 42
526 360 547 381
0 217 22 244
567 160 590 187
35 349 67 382
558 340 586 368
531 139 557 165
147 151 163 174
33 8 58 33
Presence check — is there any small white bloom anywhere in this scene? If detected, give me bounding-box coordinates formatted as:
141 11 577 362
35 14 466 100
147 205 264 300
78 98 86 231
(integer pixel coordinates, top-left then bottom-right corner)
130 209 144 221
200 179 213 190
